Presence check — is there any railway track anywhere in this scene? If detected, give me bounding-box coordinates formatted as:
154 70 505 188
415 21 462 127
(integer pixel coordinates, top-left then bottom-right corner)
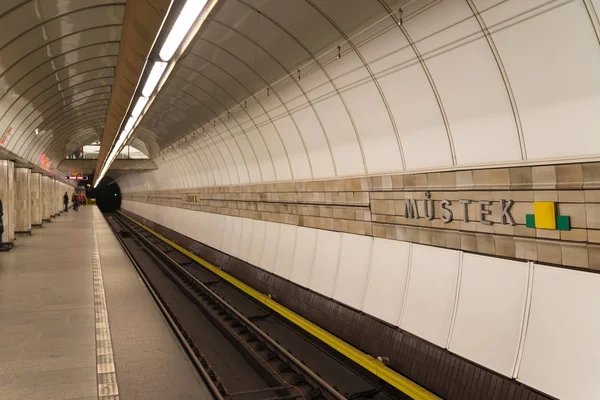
106 212 408 400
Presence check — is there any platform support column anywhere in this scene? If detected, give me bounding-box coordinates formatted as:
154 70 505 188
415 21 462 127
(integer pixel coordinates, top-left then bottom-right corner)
53 180 59 216
30 172 42 227
0 160 15 249
42 175 53 223
14 167 31 234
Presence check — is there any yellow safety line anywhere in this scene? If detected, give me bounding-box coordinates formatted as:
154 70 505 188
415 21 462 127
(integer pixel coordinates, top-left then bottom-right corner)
118 211 440 400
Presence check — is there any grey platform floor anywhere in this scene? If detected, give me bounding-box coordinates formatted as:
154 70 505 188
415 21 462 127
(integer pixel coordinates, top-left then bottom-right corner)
0 206 211 400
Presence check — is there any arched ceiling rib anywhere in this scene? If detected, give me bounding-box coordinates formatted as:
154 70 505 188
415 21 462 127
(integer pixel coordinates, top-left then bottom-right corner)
1 0 599 184
0 0 125 172
119 0 600 193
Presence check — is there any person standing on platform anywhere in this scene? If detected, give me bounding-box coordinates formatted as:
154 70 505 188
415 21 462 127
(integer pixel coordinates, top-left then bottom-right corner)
63 192 69 212
0 199 3 248
72 192 78 211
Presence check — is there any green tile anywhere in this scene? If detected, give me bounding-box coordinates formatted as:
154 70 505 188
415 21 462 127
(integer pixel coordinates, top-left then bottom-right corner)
525 214 536 228
556 215 571 231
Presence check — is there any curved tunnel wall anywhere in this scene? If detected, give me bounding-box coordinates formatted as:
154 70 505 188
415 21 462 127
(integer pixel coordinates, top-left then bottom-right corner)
119 0 600 192
116 1 600 399
0 1 124 170
122 197 600 400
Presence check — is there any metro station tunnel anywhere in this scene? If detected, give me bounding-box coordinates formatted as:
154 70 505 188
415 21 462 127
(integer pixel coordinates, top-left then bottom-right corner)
1 1 599 399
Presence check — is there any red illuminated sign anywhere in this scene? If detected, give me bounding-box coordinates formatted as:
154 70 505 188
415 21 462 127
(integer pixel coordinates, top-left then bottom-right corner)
64 176 88 181
39 154 51 170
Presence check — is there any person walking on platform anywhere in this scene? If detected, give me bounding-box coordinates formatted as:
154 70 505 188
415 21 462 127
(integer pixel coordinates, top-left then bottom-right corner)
72 192 79 211
63 192 69 212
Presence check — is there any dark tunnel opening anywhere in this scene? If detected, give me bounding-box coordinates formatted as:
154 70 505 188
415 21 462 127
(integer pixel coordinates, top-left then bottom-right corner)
89 175 121 213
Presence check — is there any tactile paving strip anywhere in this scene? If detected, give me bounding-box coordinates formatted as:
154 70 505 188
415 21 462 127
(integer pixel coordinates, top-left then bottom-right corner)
93 223 120 399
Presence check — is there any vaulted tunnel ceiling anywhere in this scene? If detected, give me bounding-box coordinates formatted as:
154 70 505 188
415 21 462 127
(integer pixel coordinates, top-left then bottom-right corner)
0 0 168 175
0 0 599 185
0 0 126 171
120 0 600 192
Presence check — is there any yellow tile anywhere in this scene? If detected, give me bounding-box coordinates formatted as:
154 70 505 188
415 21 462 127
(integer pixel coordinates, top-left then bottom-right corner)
534 201 556 229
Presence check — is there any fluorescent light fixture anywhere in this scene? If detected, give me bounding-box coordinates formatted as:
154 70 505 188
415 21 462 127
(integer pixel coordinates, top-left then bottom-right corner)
131 96 149 118
123 116 136 133
142 61 167 97
159 0 207 61
95 0 215 188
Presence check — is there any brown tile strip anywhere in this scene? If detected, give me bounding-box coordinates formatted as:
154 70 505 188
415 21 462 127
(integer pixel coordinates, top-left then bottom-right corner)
123 162 600 271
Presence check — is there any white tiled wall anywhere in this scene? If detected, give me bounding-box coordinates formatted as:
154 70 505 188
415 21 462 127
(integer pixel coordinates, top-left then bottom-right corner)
123 199 600 400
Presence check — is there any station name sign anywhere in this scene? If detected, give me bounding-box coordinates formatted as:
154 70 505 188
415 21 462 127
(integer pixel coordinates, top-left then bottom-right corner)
64 175 88 181
405 192 515 225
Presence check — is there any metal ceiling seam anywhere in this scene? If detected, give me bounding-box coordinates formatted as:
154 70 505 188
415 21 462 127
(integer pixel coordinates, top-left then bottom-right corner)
45 120 108 159
304 0 397 174
218 1 348 176
23 85 114 159
0 0 31 20
0 25 121 85
8 78 114 136
184 137 215 186
0 3 125 53
583 0 600 45
201 19 315 179
154 124 196 188
154 74 256 181
42 114 107 150
168 119 220 188
152 83 247 185
45 121 108 159
46 130 106 163
0 48 118 110
33 109 109 145
167 70 265 169
0 66 116 140
464 0 527 161
146 89 238 185
5 78 115 151
45 123 107 156
14 93 111 154
173 65 267 182
217 4 337 177
235 1 367 170
164 53 278 174
31 100 111 135
177 144 200 188
1 69 114 131
31 125 105 164
165 127 218 186
187 39 296 181
41 110 108 142
167 53 290 180
0 42 118 97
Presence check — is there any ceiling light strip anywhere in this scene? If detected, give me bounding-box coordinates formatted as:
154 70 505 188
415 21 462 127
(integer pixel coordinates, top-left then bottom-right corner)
94 0 216 187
